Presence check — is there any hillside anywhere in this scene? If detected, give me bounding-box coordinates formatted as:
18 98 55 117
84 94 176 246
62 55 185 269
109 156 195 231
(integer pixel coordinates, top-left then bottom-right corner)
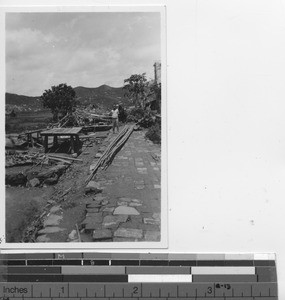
74 84 127 108
6 85 129 112
5 93 42 112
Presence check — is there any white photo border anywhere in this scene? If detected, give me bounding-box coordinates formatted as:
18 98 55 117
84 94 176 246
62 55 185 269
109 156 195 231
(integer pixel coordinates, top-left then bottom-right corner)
0 5 168 251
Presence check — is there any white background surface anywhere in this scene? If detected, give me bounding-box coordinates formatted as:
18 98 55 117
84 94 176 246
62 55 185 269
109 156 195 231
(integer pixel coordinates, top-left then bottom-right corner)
1 0 285 298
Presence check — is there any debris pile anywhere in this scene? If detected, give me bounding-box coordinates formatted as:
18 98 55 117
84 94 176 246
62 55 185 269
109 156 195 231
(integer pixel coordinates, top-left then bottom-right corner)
5 151 39 167
49 108 112 129
6 105 143 243
85 125 135 184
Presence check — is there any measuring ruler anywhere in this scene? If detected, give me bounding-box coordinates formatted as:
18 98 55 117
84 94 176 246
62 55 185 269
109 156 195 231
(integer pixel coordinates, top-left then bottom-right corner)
0 253 278 299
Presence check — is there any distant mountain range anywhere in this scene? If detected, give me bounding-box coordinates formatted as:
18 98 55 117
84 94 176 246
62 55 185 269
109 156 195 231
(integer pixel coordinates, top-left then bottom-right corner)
74 84 126 107
6 84 128 112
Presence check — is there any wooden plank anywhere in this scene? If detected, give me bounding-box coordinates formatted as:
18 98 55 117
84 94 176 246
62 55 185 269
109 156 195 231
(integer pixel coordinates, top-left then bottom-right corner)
41 127 82 136
47 154 83 162
70 136 74 153
44 136 48 153
53 136 58 147
47 157 72 164
69 127 82 134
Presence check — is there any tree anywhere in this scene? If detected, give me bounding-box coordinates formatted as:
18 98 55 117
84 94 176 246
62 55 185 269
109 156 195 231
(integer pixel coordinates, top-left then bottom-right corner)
149 82 161 112
40 83 77 121
123 73 148 108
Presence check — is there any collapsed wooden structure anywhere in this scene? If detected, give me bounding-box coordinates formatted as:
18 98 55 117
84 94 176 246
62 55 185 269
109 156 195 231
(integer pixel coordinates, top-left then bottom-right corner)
40 127 82 153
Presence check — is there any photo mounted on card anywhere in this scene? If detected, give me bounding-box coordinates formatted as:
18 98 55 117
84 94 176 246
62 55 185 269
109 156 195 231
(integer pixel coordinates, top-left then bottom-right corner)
1 5 167 249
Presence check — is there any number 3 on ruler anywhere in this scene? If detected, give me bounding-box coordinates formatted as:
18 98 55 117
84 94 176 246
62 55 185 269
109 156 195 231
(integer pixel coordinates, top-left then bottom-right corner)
207 286 213 294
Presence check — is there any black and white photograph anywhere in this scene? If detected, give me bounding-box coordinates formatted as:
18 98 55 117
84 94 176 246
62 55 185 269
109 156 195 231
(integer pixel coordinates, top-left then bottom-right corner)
2 0 285 296
4 8 166 246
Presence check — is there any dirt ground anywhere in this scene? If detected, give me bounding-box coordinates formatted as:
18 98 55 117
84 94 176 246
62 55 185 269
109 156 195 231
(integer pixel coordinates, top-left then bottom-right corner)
5 131 106 243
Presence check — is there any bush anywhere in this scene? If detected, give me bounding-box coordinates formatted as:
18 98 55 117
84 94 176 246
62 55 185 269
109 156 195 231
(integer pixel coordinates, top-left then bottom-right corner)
126 114 138 123
126 107 145 122
139 110 156 128
145 123 161 144
126 107 158 128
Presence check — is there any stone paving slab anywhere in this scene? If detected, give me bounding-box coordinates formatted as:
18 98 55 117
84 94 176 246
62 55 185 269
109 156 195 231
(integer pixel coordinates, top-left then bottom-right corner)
43 214 62 227
90 129 161 242
114 228 143 239
77 129 161 242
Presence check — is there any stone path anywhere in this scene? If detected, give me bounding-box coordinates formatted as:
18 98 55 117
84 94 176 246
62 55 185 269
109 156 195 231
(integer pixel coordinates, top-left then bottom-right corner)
80 129 161 242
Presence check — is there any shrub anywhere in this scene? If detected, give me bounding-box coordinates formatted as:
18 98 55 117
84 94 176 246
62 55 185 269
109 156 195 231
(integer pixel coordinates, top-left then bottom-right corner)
126 114 138 123
139 110 156 128
127 107 145 121
145 123 161 144
126 107 158 128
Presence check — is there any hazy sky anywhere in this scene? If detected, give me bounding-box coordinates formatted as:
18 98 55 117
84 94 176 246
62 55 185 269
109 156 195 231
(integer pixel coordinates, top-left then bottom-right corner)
6 12 161 96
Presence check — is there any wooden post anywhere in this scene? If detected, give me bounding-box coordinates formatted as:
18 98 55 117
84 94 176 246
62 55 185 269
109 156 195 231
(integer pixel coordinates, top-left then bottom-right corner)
70 135 74 154
75 135 80 153
53 135 58 147
27 133 31 147
44 136 48 153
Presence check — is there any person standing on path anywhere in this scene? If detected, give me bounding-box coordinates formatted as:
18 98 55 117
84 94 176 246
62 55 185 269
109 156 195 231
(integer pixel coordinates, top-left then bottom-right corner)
111 104 119 133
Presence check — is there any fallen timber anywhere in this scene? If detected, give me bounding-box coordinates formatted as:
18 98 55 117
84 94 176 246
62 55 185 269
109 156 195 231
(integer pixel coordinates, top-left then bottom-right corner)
85 125 135 184
46 153 83 162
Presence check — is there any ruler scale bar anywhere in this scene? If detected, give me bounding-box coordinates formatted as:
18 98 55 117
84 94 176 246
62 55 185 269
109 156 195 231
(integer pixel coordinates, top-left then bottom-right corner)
0 282 278 296
0 253 278 299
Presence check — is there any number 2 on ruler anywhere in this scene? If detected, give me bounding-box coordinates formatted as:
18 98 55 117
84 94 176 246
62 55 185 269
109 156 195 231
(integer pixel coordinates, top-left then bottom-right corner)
133 286 139 294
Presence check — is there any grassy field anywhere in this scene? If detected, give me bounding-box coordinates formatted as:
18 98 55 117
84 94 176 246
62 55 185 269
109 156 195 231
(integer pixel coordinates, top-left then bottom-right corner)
5 110 53 134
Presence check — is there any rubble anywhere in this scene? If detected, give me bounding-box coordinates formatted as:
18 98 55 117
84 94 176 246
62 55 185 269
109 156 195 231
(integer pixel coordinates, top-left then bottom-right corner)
37 165 67 181
68 230 77 240
43 176 59 185
6 151 41 168
85 181 102 194
28 178 40 187
6 109 161 243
